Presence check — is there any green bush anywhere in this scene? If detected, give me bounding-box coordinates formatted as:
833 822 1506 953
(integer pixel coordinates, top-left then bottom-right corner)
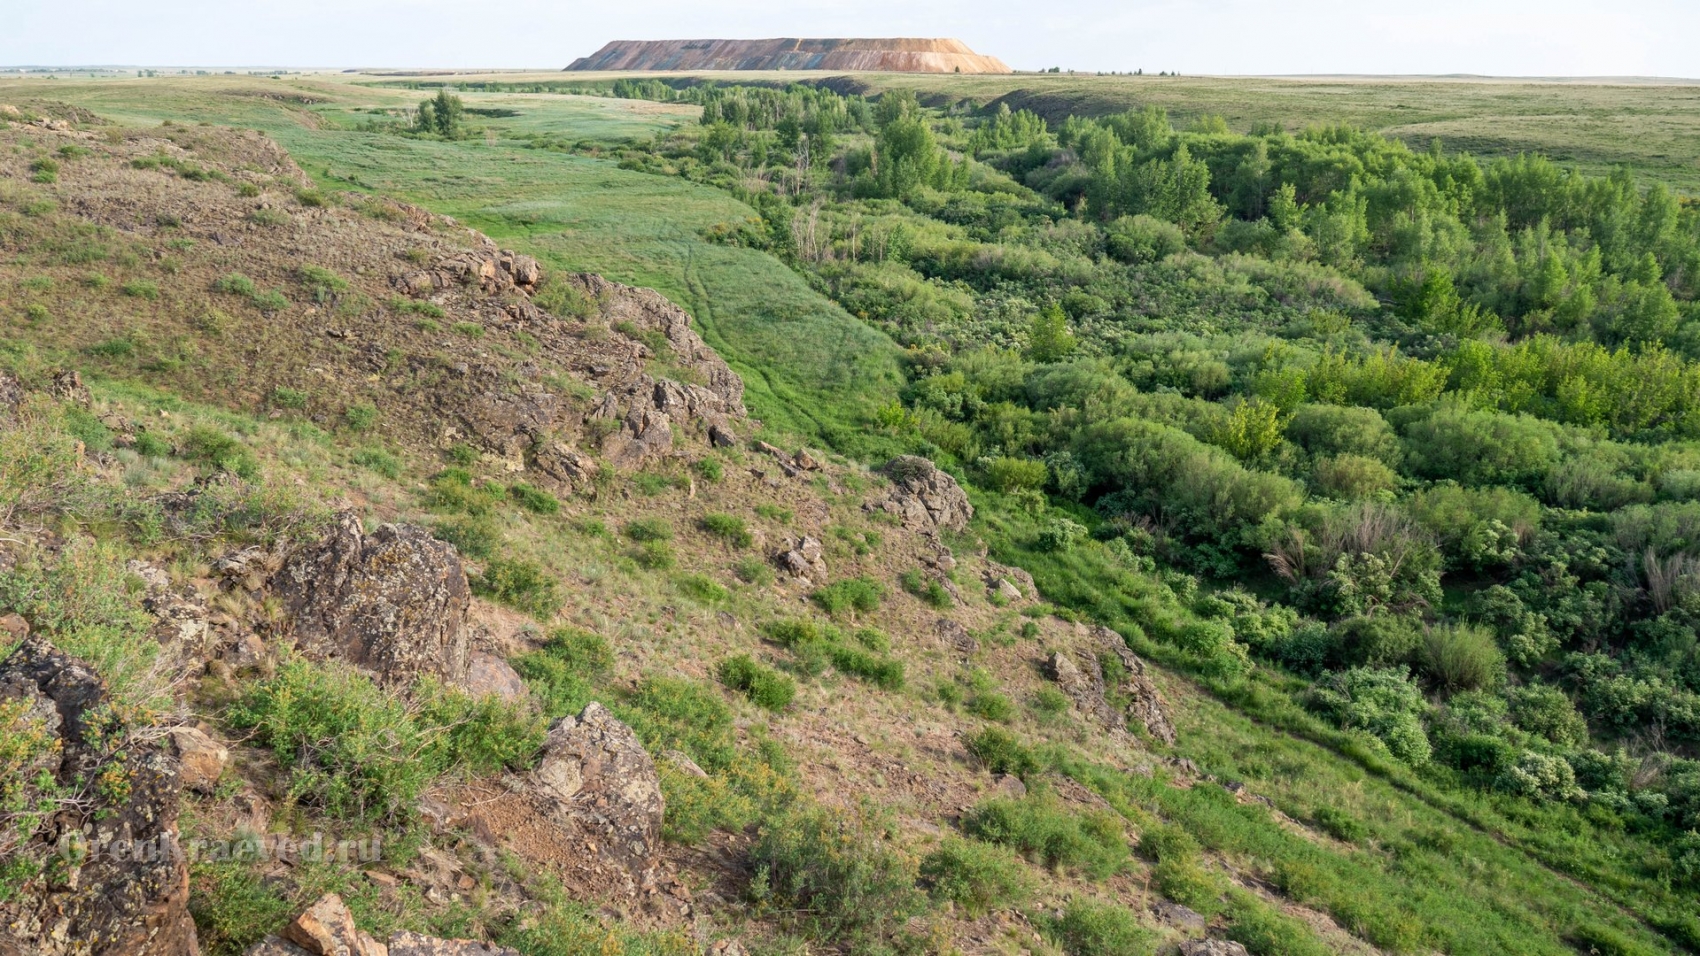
1036 517 1089 552
967 688 1015 722
1223 890 1331 956
1313 454 1399 500
343 402 379 432
733 556 775 586
624 517 674 541
416 679 547 775
213 273 256 297
227 660 435 822
700 513 752 547
1043 899 1156 956
508 482 560 515
811 576 884 617
677 572 729 604
825 643 905 690
1140 825 1224 913
474 556 562 620
432 516 500 559
920 837 1034 914
1418 623 1505 693
1313 806 1368 843
120 279 160 299
1310 667 1432 766
900 568 953 608
271 387 309 409
180 425 260 479
693 457 724 482
749 804 925 946
718 654 796 710
961 795 1126 878
351 447 402 479
964 726 1039 778
512 628 610 717
633 540 676 570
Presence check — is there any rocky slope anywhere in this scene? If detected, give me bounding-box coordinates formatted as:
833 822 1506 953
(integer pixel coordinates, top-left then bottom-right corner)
567 38 1013 74
0 109 1378 956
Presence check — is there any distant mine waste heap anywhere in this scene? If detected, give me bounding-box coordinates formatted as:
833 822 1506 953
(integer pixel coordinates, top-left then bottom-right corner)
567 37 1013 74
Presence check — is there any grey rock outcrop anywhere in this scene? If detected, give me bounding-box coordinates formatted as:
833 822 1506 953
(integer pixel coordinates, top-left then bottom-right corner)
0 638 198 956
271 512 472 687
532 702 665 883
868 456 972 533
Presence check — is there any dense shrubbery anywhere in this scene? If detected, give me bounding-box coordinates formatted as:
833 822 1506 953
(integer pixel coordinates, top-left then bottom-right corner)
589 75 1700 900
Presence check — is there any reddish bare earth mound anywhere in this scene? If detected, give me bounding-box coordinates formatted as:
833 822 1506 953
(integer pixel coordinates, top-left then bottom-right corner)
567 37 1012 74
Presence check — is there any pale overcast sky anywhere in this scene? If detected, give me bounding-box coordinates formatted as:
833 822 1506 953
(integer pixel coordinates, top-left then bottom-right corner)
3 0 1697 77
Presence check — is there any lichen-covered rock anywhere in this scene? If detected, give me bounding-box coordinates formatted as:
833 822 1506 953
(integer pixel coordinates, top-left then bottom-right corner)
868 456 972 533
1090 625 1176 745
170 726 228 794
389 932 522 956
396 247 542 298
531 702 664 884
1048 650 1125 733
936 618 976 656
0 369 24 419
463 651 527 702
1180 940 1250 956
595 378 740 471
0 638 198 956
271 512 471 687
773 535 826 582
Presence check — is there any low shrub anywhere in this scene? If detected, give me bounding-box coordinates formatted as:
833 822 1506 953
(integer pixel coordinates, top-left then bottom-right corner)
700 513 752 548
900 568 953 608
633 540 676 570
624 517 674 542
227 660 434 822
964 726 1039 778
432 516 500 559
718 654 796 711
351 447 402 479
343 402 379 432
920 837 1034 914
120 279 160 300
677 572 729 604
474 556 561 620
180 425 259 479
749 804 926 947
1043 899 1156 956
961 795 1126 878
511 628 610 717
733 556 775 586
508 482 560 515
811 576 884 618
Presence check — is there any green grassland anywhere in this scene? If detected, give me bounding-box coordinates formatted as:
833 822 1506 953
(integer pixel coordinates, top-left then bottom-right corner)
0 74 906 447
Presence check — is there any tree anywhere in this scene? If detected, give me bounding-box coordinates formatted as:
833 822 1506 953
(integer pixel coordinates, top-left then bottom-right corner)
1026 304 1077 363
416 89 466 139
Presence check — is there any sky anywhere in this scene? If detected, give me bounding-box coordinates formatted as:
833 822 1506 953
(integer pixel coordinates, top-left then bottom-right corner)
3 0 1698 78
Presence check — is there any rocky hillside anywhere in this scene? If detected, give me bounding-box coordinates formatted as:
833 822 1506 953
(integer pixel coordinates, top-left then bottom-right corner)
567 38 1013 74
0 111 1322 956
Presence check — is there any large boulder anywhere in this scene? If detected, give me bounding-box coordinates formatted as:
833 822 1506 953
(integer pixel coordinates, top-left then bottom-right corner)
0 638 198 956
532 702 665 881
271 512 472 687
868 456 972 534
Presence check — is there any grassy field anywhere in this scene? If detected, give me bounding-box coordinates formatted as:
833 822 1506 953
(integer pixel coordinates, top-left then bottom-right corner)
410 69 1700 192
0 74 907 448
